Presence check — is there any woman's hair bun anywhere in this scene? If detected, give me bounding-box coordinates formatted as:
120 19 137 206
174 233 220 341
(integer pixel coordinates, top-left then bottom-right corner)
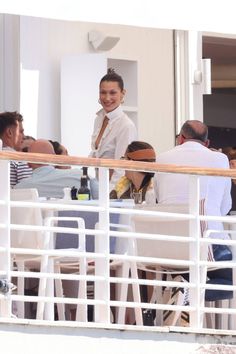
100 67 124 90
107 67 116 75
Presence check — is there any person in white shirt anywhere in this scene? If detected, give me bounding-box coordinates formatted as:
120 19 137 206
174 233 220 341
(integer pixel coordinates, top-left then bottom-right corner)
90 68 137 190
154 120 231 239
0 111 32 187
154 120 232 300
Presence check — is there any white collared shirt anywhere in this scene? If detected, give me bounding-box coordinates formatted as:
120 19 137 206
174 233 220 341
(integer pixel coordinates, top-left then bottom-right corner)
154 141 232 240
90 105 138 189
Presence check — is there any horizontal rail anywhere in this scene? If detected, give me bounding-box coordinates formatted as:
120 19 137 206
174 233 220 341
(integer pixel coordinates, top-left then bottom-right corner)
1 150 236 177
0 224 104 236
10 200 104 212
9 295 105 306
9 271 103 282
4 270 236 293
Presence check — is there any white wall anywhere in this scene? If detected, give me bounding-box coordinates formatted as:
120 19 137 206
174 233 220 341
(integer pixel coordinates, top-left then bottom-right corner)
19 16 175 154
0 14 20 112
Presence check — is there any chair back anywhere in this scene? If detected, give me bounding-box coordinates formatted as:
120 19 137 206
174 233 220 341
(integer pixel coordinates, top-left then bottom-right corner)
10 188 43 249
132 204 192 266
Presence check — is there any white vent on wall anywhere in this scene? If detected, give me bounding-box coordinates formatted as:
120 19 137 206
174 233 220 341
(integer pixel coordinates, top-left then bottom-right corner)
88 30 120 51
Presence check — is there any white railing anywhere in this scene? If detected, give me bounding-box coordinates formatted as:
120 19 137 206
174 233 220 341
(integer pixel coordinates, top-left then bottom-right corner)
0 151 236 332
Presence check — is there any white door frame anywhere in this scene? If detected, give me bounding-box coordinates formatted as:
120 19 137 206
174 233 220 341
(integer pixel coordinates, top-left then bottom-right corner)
0 14 20 112
174 30 208 134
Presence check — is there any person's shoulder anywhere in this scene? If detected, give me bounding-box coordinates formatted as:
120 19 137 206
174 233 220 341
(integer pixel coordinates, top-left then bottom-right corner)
126 116 136 127
208 149 230 165
157 146 179 159
122 111 134 121
208 148 226 157
94 109 104 123
96 108 103 117
120 112 136 128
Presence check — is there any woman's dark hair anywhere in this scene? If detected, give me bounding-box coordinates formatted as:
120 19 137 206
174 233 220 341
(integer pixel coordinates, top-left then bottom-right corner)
49 140 64 155
100 68 124 91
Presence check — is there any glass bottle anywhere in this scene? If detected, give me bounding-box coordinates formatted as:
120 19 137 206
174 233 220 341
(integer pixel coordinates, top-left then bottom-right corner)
77 167 90 200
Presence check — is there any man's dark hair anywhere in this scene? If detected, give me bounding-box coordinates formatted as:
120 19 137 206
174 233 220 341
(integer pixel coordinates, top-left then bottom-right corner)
180 120 208 143
100 68 124 91
0 111 23 137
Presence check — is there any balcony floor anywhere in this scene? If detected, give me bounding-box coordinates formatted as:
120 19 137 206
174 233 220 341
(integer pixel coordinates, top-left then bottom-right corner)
1 319 236 354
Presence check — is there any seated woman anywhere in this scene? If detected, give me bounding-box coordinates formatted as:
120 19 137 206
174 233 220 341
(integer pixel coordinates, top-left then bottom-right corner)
110 141 156 204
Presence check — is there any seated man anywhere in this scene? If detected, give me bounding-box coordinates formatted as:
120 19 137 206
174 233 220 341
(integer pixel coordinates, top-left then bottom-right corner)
14 139 98 199
0 111 32 186
155 120 233 301
155 120 231 233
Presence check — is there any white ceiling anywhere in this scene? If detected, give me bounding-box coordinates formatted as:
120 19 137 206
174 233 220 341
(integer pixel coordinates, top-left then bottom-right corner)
1 0 236 33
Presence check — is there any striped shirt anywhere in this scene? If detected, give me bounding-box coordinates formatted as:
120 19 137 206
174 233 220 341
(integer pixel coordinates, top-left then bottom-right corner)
3 146 32 187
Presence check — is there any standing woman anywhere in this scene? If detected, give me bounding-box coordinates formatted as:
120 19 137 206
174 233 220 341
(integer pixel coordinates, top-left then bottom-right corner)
90 68 138 190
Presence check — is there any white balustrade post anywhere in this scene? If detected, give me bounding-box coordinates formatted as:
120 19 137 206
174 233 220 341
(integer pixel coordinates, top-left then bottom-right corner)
94 167 110 323
189 175 202 328
44 216 55 321
229 220 236 330
0 160 12 317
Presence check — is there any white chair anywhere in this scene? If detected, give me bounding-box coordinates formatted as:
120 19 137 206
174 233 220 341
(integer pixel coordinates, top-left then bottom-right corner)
117 204 208 327
44 216 88 322
204 221 236 330
111 223 143 326
94 222 143 325
11 189 88 321
10 188 48 319
229 219 236 330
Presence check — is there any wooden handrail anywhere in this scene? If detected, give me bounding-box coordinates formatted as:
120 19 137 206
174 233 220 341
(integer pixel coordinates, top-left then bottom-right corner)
0 150 236 178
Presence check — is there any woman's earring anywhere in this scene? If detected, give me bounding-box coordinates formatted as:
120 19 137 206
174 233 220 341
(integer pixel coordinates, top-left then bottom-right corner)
98 99 101 104
121 98 125 104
